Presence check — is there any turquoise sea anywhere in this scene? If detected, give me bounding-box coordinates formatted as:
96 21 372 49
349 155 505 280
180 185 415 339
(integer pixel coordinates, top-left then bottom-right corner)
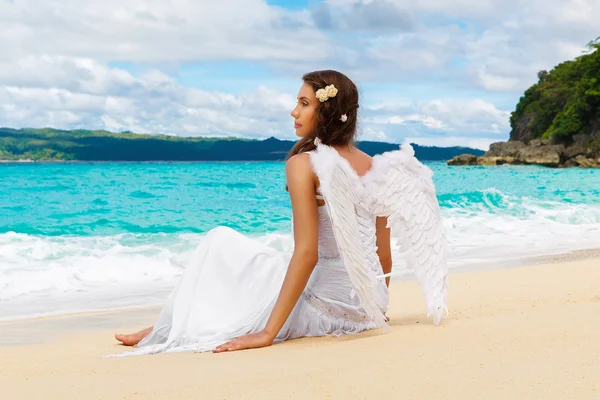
1 161 600 320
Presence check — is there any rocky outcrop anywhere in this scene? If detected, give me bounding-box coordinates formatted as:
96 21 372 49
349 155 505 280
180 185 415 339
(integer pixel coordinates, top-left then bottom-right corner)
476 156 515 166
563 143 587 159
447 154 478 166
514 144 565 167
564 155 600 168
486 141 526 157
448 140 599 168
509 113 537 143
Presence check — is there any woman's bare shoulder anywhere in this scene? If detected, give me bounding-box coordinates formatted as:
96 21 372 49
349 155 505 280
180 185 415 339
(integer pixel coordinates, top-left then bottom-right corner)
285 153 314 181
349 147 373 174
286 153 311 169
356 148 373 161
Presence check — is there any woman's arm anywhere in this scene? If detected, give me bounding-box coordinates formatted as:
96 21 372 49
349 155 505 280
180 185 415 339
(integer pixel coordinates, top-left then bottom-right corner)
213 154 319 353
376 216 392 287
261 153 319 336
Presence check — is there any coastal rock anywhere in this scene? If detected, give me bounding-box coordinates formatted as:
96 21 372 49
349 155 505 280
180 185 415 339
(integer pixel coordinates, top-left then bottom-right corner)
563 158 578 168
485 141 526 157
447 154 478 166
529 139 551 147
447 133 596 168
509 113 537 143
574 155 600 168
515 144 565 167
563 144 588 159
477 156 515 166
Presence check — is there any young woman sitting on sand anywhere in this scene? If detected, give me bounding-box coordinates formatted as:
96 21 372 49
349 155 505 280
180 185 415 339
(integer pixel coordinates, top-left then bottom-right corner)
111 70 448 356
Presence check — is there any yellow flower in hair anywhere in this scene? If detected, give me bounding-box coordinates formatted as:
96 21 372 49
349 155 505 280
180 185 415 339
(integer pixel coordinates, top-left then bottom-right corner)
315 84 338 102
325 85 338 98
315 88 329 102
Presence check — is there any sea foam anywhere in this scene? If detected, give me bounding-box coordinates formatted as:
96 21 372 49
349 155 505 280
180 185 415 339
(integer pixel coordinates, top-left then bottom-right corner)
2 195 600 320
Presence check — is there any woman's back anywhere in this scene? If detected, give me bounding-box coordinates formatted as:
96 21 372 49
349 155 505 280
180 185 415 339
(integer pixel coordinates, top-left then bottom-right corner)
284 201 388 340
333 146 373 177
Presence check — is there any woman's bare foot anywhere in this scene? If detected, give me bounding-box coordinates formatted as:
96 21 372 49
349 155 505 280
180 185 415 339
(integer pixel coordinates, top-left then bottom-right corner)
115 326 153 346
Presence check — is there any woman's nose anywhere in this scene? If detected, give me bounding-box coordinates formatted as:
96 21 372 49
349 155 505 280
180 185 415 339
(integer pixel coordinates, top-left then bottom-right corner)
290 107 298 118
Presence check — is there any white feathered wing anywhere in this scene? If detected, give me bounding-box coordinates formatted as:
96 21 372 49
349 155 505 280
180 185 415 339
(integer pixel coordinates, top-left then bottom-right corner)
364 143 449 325
309 144 390 330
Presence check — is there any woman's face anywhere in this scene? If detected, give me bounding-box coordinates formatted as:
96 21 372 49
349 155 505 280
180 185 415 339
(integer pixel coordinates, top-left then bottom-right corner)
290 83 318 138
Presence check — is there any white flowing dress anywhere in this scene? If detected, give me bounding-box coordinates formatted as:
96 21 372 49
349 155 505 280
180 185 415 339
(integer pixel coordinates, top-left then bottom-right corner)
113 198 389 356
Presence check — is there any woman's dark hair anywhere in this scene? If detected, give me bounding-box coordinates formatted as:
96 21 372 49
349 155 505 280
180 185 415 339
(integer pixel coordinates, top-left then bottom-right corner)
286 70 359 159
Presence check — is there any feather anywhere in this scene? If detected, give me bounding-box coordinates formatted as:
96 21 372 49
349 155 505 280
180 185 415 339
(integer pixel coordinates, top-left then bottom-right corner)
309 142 448 328
309 145 390 330
365 143 449 325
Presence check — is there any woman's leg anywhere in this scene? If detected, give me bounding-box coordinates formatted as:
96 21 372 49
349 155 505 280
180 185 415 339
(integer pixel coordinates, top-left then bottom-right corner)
115 326 154 346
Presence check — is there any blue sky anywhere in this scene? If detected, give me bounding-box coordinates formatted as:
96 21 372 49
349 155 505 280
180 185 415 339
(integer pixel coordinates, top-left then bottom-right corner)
267 0 317 9
0 0 598 149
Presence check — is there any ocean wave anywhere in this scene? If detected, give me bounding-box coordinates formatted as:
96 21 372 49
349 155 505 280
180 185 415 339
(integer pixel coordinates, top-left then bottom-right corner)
0 232 188 302
2 193 600 306
439 188 512 211
440 188 600 224
2 199 600 320
441 196 600 265
0 231 294 304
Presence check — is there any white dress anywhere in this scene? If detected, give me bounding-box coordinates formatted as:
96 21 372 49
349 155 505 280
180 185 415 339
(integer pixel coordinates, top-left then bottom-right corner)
113 205 387 356
109 142 448 356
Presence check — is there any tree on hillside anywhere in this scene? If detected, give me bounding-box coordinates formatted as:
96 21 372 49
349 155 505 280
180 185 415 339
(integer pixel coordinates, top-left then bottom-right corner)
510 37 600 143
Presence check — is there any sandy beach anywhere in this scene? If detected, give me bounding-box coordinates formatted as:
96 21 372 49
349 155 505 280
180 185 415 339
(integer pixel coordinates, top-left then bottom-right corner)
1 256 598 400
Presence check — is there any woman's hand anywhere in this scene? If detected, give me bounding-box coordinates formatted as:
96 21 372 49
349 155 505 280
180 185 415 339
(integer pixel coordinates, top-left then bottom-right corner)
212 330 275 353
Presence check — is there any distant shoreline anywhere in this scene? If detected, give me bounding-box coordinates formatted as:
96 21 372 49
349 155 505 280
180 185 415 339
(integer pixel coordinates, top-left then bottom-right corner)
0 158 451 164
0 159 286 164
0 127 485 162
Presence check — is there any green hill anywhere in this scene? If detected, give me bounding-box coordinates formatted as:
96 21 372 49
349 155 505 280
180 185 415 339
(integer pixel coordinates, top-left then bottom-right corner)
510 38 600 146
0 128 483 162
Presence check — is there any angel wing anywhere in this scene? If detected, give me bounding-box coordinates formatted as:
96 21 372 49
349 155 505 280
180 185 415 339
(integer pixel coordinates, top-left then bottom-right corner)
363 143 449 325
309 144 390 330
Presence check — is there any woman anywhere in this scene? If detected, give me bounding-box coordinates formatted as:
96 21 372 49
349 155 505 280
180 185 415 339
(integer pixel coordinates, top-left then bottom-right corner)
112 70 448 356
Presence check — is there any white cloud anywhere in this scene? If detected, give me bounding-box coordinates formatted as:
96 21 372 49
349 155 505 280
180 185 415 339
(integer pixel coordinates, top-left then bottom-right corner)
1 0 598 148
2 0 598 88
460 0 599 92
473 67 521 92
0 0 327 64
311 0 414 33
0 57 298 139
0 54 510 147
363 98 510 143
0 55 510 147
419 99 510 134
357 127 392 142
326 0 599 91
385 115 446 130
